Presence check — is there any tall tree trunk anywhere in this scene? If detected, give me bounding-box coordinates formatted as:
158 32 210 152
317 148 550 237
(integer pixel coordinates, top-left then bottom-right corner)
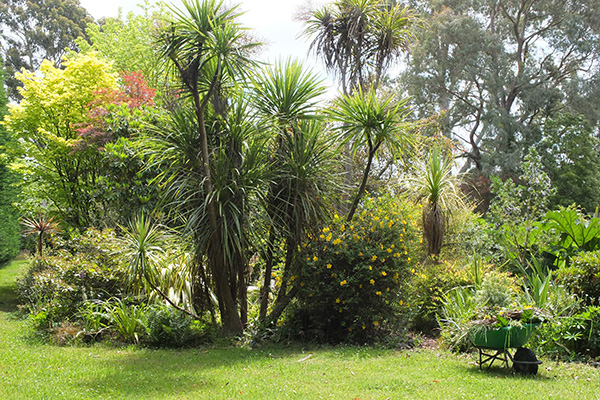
192 72 243 336
259 231 276 323
347 141 380 222
265 237 297 326
208 237 243 335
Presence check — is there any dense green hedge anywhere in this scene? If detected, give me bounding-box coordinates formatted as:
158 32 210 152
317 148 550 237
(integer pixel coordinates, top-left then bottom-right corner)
556 250 600 305
0 165 20 264
0 63 20 264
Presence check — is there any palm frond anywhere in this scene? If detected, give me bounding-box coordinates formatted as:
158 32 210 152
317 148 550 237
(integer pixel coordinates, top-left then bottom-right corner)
328 86 412 157
251 58 326 125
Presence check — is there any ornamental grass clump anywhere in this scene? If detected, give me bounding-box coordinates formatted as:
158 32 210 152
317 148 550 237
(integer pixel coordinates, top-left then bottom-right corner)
290 195 421 344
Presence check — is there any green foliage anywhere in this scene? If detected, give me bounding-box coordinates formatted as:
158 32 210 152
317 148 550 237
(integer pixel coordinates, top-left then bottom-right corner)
0 202 21 264
76 1 168 94
535 113 600 212
486 148 556 264
290 195 420 343
533 306 600 361
17 229 127 330
251 58 326 125
120 213 169 291
104 298 147 344
301 0 419 94
545 208 600 257
154 0 262 335
78 301 110 337
250 58 339 325
437 286 477 351
408 259 472 333
0 0 93 100
328 86 412 222
515 258 553 310
0 65 20 263
408 145 465 255
556 251 600 305
3 52 119 228
473 270 521 309
145 305 214 348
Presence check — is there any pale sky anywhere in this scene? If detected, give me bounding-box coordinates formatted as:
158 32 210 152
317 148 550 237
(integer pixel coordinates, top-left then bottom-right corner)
79 0 330 83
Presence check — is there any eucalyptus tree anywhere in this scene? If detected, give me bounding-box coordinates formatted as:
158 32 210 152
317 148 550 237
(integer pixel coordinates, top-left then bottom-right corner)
402 0 600 175
0 0 93 100
534 114 600 212
251 59 339 324
154 0 261 335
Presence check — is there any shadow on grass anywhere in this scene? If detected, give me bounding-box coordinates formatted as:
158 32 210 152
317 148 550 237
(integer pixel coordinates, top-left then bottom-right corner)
68 346 300 398
0 259 24 313
454 358 552 381
0 284 19 313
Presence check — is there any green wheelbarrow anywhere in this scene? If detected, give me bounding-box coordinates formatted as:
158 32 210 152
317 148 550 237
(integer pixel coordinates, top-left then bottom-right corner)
469 323 542 375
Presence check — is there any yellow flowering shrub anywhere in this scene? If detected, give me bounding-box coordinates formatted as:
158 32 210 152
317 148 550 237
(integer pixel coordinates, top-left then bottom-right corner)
290 195 421 343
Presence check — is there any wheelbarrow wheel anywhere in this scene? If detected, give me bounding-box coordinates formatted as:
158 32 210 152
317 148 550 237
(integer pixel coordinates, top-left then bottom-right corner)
513 347 539 375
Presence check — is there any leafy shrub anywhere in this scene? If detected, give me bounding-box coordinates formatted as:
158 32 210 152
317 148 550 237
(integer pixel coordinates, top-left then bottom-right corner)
0 207 20 264
474 270 521 308
17 228 127 330
289 195 421 344
545 208 600 260
445 216 499 262
145 305 214 347
533 306 600 361
408 259 472 333
556 250 600 305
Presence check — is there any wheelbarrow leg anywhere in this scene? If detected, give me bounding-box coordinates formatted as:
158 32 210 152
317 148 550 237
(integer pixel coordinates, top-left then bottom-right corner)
477 348 509 370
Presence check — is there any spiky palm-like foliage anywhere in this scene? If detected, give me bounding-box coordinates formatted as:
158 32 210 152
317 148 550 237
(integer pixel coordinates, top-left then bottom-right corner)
328 86 412 222
251 59 340 324
410 146 464 256
154 0 261 335
301 0 419 94
120 213 199 317
251 58 326 126
21 212 61 258
148 98 268 330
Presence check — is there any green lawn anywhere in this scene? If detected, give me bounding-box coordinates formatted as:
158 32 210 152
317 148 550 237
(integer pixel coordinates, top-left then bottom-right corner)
0 258 599 399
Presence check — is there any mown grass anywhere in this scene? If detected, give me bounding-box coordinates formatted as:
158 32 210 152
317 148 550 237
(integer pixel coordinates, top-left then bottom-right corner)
0 258 599 399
